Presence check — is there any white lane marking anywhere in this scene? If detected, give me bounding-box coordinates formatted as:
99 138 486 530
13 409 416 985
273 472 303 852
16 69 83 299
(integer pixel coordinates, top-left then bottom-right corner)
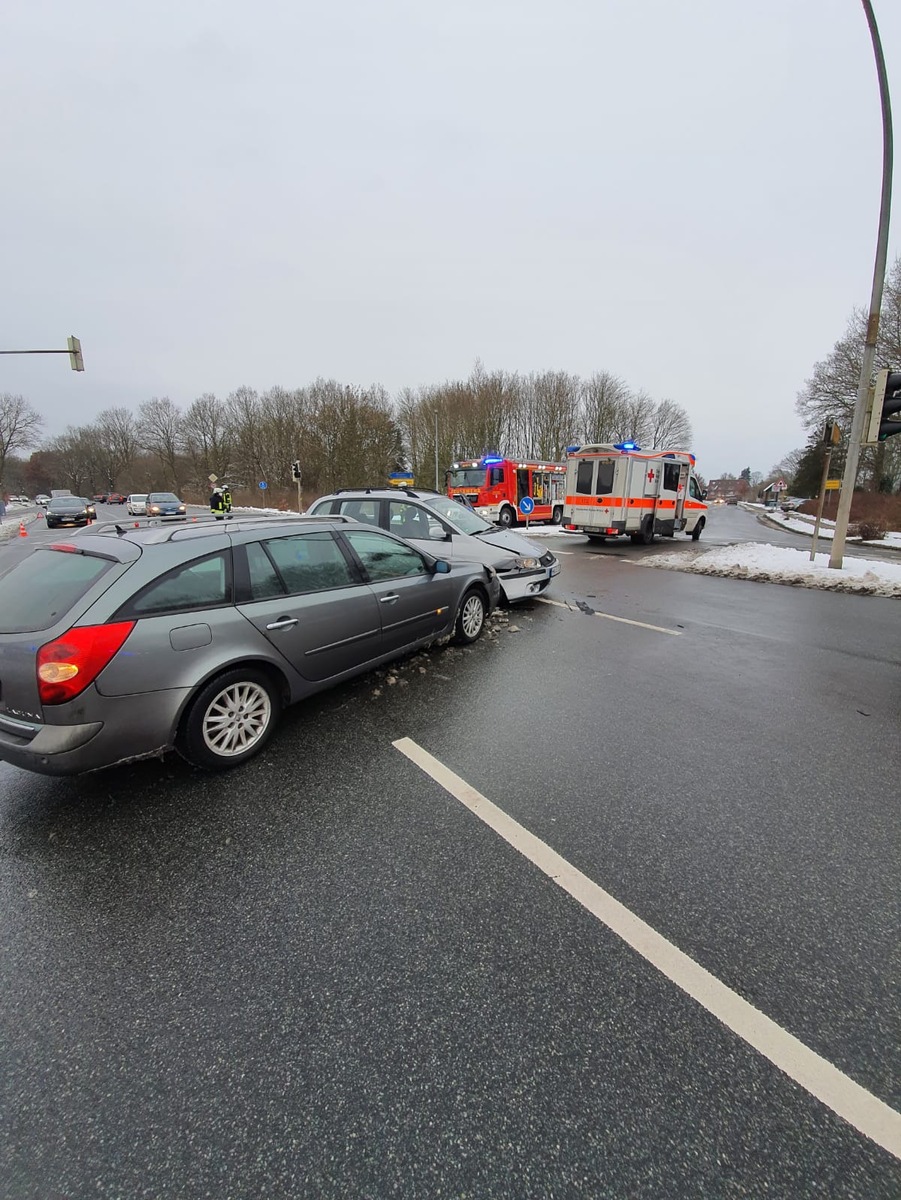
392 737 901 1161
535 595 682 636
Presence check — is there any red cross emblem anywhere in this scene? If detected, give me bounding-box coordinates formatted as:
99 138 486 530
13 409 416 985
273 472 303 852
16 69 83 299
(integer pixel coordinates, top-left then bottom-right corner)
647 469 656 482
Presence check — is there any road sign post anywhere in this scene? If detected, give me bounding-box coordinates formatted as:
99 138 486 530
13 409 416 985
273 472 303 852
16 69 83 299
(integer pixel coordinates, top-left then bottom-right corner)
810 448 836 562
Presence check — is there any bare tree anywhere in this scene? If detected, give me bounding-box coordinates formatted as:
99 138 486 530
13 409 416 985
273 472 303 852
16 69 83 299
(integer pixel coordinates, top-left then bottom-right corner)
578 372 630 443
182 393 234 485
0 394 43 491
92 407 141 490
648 398 693 448
137 397 185 490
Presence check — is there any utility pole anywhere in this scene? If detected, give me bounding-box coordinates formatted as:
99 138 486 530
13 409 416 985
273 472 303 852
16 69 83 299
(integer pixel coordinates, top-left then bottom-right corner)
292 460 303 513
434 410 439 491
829 0 893 569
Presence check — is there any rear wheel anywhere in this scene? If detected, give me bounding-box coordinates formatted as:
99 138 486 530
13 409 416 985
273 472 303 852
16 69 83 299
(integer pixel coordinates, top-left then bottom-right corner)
453 588 487 644
551 505 563 524
691 517 705 542
497 506 515 528
639 517 655 545
178 667 281 770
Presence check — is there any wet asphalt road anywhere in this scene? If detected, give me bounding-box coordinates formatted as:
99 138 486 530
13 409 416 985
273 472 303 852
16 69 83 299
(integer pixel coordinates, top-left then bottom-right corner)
1 506 899 1198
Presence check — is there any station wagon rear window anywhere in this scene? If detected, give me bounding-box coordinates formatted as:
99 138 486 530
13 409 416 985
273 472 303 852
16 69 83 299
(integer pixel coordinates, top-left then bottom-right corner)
0 549 113 633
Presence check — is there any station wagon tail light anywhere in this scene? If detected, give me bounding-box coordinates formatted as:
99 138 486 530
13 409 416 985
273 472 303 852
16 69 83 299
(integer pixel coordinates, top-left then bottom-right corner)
37 621 135 705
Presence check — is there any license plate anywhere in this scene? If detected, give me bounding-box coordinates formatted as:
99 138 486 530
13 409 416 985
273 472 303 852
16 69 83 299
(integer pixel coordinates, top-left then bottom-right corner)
550 562 561 577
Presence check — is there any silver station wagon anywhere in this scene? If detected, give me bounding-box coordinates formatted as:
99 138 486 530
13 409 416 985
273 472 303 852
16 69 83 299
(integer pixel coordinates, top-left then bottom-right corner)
0 517 499 776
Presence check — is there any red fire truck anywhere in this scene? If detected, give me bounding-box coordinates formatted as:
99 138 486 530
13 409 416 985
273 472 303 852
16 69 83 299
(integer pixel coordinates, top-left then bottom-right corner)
446 456 567 527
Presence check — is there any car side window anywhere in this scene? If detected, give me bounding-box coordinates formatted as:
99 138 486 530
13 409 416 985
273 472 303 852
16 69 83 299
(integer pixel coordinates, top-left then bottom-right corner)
689 477 701 500
127 552 230 616
337 499 381 526
246 541 286 600
263 532 356 594
387 501 431 540
343 530 429 581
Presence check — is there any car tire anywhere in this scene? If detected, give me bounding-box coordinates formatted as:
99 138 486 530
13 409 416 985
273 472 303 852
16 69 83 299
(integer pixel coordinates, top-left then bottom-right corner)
551 505 563 524
497 507 515 528
177 667 282 770
453 588 487 644
637 517 654 545
691 518 705 542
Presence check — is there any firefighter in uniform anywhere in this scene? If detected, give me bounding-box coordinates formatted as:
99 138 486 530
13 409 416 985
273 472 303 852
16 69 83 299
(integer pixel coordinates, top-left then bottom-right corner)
210 486 225 519
221 484 232 516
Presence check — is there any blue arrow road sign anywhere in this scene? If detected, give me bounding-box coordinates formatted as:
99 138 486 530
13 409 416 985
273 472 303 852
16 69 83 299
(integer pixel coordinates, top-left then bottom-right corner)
518 496 535 515
258 481 268 490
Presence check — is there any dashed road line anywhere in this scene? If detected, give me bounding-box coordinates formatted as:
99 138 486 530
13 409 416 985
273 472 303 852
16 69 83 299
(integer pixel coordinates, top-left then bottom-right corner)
535 595 682 636
392 737 901 1161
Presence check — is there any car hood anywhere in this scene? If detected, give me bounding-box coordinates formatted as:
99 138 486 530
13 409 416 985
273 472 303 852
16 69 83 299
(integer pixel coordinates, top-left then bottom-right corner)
473 528 546 557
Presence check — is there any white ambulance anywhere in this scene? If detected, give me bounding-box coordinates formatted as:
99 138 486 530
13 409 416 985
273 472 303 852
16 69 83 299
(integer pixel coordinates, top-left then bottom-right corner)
563 442 708 544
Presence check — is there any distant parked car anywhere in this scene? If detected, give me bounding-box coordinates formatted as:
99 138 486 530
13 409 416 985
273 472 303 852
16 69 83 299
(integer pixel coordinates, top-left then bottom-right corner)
145 492 187 520
0 515 499 776
93 493 109 504
107 493 127 505
35 494 50 506
45 496 91 529
127 494 148 515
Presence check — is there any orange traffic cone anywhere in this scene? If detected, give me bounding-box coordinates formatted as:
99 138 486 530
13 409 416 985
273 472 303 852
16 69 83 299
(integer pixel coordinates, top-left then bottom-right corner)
18 521 28 538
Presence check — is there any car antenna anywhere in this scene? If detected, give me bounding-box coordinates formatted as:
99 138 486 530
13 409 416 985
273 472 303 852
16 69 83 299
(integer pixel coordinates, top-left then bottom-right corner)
114 524 127 536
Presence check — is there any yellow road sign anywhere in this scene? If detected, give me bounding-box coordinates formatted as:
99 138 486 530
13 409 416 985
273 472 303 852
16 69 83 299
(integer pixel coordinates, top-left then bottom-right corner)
824 479 841 490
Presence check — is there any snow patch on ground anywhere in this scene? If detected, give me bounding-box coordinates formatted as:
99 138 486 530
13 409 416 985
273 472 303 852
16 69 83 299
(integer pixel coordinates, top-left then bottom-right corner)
748 503 901 549
643 542 901 597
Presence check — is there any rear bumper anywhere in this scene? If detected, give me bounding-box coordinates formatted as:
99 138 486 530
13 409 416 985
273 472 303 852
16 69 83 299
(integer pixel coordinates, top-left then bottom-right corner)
0 689 190 777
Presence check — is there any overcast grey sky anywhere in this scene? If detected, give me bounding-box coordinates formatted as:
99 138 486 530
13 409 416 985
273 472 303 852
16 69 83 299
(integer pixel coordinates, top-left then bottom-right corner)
2 0 899 477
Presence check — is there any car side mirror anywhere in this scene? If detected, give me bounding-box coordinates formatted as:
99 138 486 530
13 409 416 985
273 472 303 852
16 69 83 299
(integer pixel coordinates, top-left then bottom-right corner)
432 559 451 574
429 524 449 540
701 490 708 500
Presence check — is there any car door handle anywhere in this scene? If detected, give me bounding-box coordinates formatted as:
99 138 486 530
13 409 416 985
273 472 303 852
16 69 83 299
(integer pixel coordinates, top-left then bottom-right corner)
379 593 399 604
266 617 298 630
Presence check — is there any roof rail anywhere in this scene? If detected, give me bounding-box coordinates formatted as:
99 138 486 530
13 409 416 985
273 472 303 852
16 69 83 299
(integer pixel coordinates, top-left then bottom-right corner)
77 513 353 539
333 486 443 498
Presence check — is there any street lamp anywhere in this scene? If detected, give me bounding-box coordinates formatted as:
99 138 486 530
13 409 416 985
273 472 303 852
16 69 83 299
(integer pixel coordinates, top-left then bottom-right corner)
829 0 893 569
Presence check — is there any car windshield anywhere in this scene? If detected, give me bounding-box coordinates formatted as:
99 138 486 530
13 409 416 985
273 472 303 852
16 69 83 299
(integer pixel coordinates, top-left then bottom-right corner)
149 493 179 503
132 495 147 502
49 498 81 510
446 468 487 488
423 495 495 534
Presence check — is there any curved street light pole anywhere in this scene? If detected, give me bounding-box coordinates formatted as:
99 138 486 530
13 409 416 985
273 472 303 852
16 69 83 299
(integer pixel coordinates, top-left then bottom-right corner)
829 0 893 569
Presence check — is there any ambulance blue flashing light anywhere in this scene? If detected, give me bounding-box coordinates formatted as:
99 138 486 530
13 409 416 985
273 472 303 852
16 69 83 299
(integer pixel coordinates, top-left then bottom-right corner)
565 445 581 455
481 456 503 465
614 441 640 451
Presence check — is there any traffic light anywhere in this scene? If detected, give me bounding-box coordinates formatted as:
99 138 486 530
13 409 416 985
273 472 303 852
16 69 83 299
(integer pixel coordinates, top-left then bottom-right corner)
864 369 901 443
67 335 84 372
291 460 302 482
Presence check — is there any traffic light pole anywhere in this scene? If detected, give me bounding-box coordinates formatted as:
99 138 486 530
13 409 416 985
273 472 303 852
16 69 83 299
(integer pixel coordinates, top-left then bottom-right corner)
829 0 892 569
